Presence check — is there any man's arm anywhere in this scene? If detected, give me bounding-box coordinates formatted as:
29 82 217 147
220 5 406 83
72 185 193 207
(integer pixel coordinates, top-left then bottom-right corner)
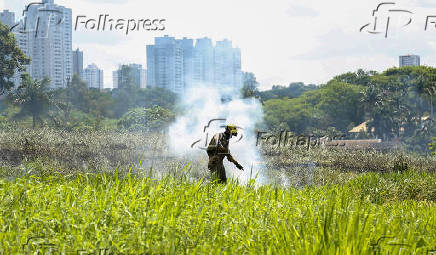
226 153 244 170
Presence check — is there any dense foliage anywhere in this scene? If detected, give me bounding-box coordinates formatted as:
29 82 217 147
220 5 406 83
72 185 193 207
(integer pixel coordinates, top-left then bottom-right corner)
8 74 55 128
0 22 29 95
259 82 318 101
261 67 436 153
0 71 177 131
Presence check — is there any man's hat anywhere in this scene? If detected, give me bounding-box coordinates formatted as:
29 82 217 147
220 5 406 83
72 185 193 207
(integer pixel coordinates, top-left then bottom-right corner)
226 124 238 136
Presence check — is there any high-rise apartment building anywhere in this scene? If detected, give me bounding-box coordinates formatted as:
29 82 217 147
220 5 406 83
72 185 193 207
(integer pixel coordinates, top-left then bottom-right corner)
84 64 103 90
72 48 83 78
0 9 15 27
193 37 214 86
14 0 72 88
399 55 420 67
146 35 185 94
214 39 242 88
146 35 242 94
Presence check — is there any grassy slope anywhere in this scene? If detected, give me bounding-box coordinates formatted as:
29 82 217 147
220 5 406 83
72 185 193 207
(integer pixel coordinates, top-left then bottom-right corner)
0 171 435 254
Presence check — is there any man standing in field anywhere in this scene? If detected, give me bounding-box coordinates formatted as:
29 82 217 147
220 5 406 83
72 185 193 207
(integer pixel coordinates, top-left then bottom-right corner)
206 124 244 183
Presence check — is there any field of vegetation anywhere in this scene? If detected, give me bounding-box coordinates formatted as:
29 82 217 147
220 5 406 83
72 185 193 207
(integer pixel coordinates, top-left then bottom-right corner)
0 128 435 254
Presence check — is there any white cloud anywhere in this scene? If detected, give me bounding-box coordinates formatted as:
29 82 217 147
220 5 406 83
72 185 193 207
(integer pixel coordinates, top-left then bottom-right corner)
416 0 436 8
287 4 319 17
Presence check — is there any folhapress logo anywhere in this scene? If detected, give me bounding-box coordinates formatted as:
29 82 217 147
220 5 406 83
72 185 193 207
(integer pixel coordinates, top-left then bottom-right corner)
9 2 166 37
10 1 65 39
74 15 166 35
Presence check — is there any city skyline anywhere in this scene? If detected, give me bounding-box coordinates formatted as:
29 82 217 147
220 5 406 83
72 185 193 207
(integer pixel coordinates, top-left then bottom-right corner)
146 35 242 94
1 0 436 90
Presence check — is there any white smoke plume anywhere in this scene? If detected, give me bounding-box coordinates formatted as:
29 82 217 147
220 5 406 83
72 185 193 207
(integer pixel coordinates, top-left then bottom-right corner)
168 84 266 184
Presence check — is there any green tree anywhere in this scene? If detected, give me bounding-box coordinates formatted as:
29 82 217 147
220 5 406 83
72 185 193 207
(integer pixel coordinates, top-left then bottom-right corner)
118 65 140 90
263 81 363 134
135 87 177 110
86 88 115 117
361 78 409 140
112 89 132 118
47 78 74 129
241 72 259 98
360 67 436 141
384 66 436 123
112 65 141 117
55 74 115 119
259 82 318 101
333 69 377 86
264 97 320 133
9 74 55 128
316 81 364 131
0 22 30 95
70 74 89 112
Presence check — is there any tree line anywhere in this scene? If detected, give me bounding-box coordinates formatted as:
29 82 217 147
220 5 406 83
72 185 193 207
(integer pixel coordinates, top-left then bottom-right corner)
242 67 436 153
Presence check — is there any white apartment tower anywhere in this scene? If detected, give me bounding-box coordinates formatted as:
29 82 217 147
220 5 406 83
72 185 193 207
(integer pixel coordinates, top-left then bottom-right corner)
147 36 242 94
84 64 103 90
399 55 420 67
146 36 185 94
0 10 15 27
14 0 72 88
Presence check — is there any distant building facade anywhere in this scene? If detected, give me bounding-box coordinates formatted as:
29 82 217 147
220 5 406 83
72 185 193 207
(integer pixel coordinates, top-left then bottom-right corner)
72 48 83 78
146 36 185 94
399 55 420 67
84 64 103 89
13 0 72 88
140 68 147 89
214 39 242 88
112 71 118 89
0 9 15 27
146 35 242 94
193 37 214 86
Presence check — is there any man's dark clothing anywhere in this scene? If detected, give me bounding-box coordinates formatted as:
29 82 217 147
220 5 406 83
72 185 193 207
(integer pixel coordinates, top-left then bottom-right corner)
206 132 241 183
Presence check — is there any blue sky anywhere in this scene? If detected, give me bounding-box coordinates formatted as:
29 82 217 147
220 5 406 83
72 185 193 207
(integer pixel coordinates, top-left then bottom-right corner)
1 0 436 89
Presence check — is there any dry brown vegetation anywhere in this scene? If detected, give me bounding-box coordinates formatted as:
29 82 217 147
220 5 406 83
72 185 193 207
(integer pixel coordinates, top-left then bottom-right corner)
1 128 435 187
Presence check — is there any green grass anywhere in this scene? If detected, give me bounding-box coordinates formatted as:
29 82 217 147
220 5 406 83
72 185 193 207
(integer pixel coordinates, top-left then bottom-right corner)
0 170 435 254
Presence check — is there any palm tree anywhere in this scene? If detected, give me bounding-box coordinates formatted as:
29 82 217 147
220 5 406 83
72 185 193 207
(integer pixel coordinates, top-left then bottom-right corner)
10 74 55 128
360 83 385 137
